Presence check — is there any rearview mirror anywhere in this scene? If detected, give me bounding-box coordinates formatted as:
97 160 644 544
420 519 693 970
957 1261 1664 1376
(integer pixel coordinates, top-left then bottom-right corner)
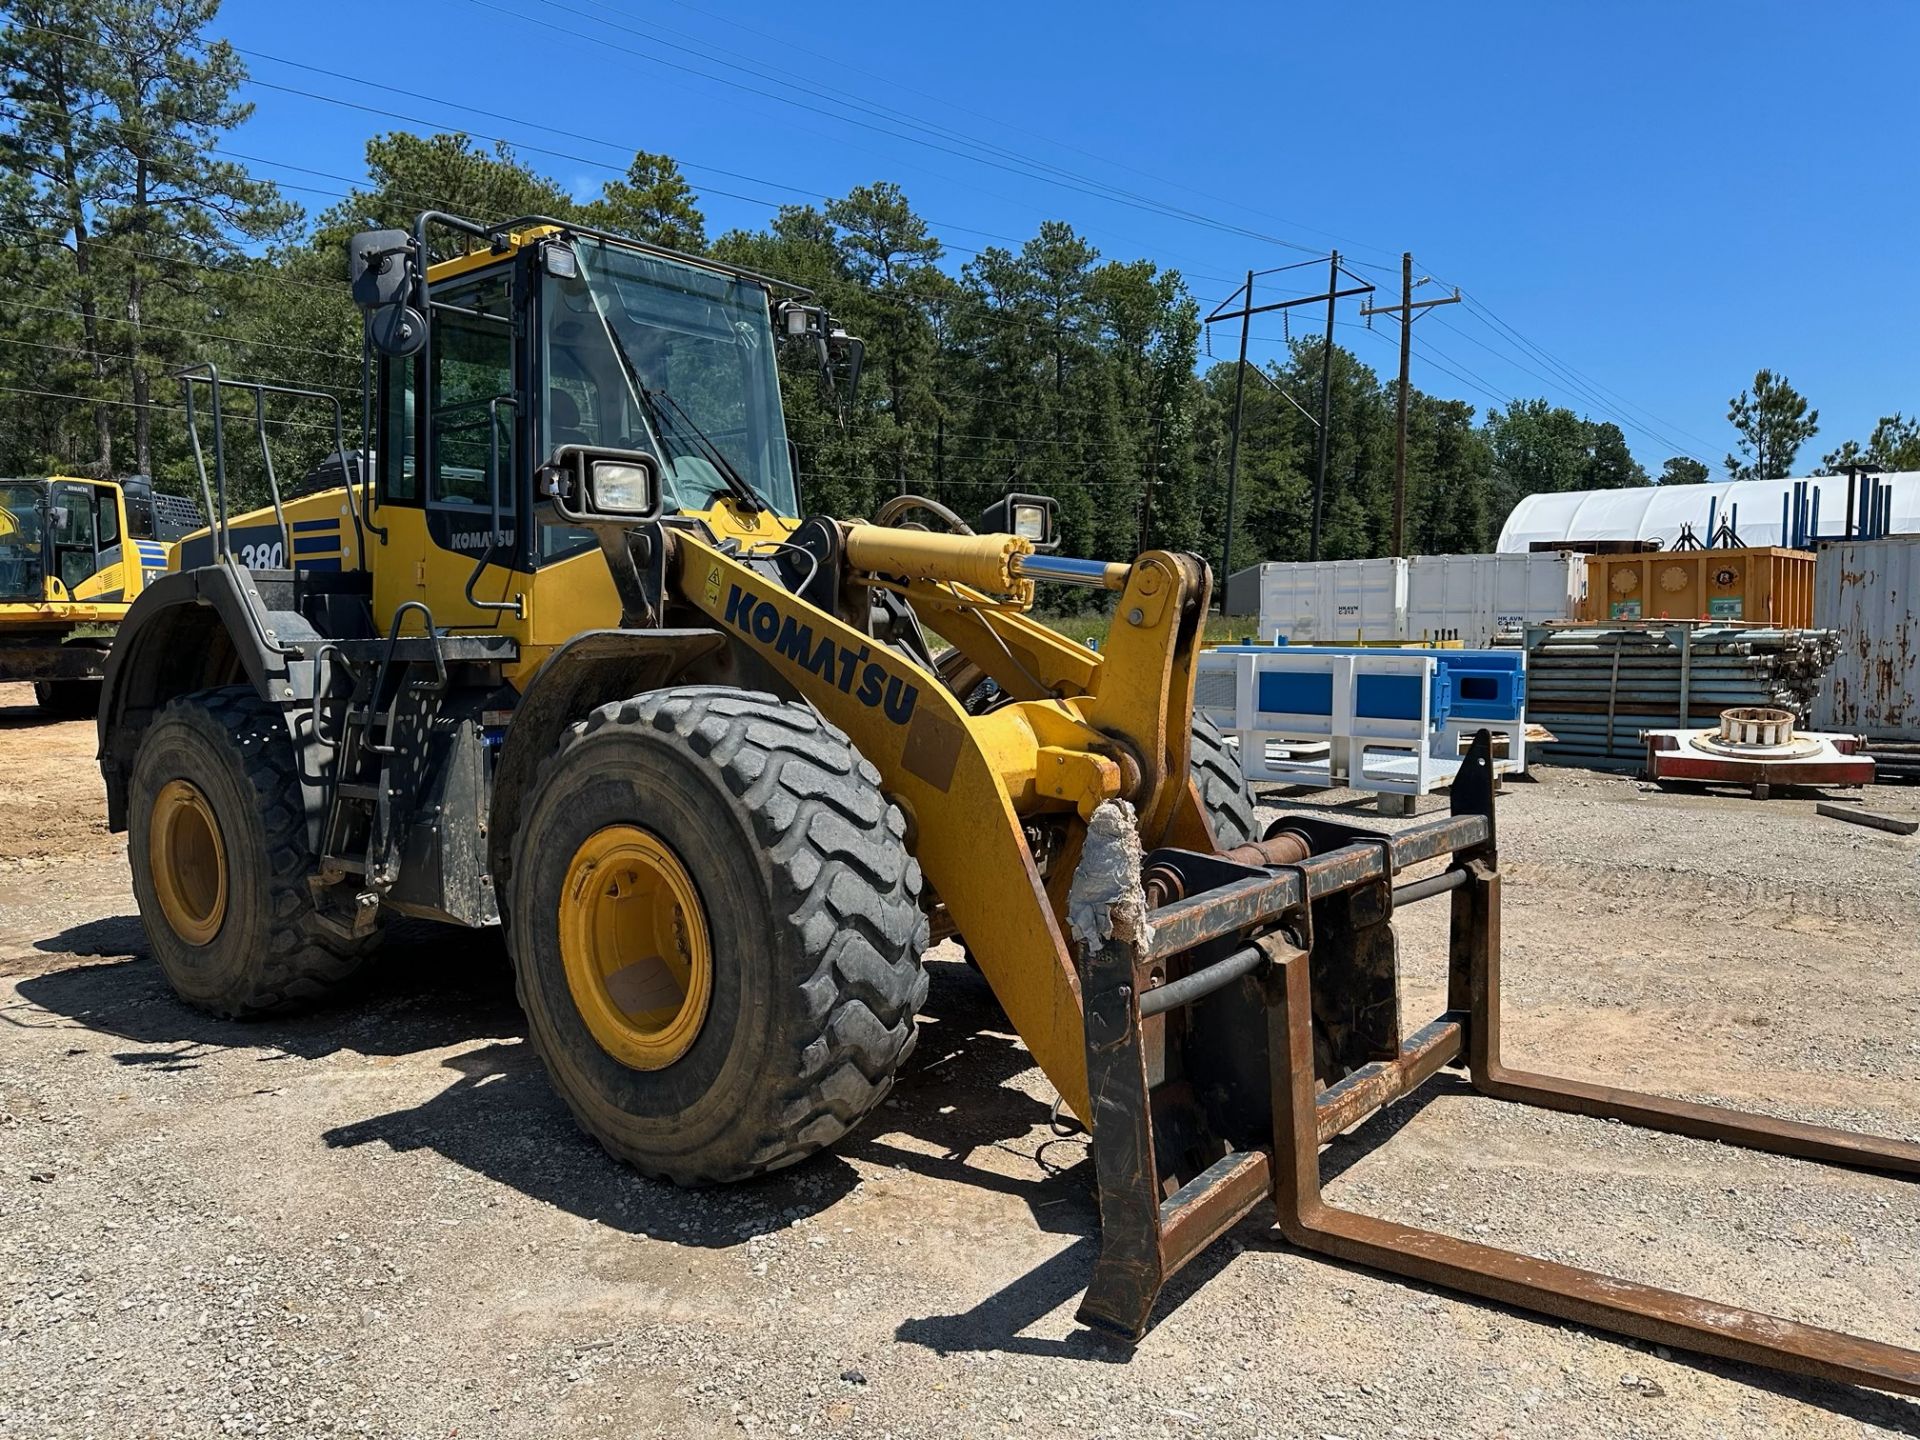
538 445 664 525
347 229 415 308
349 228 427 359
827 329 864 403
776 299 864 417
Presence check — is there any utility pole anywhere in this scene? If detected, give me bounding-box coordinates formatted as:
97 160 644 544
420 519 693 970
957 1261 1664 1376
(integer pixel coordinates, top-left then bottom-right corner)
1360 252 1460 557
1222 269 1253 582
1205 257 1374 583
1137 413 1164 553
1309 251 1338 563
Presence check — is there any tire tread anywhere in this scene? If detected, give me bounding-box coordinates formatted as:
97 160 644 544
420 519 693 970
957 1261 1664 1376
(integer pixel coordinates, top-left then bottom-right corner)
142 686 380 1016
515 686 927 1184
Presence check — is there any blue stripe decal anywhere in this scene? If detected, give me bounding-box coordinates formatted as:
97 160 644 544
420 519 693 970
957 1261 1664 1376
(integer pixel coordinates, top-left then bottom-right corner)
292 517 339 532
293 534 340 555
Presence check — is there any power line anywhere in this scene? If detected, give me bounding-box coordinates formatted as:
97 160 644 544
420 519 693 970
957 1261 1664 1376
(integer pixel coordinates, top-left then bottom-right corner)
1 298 358 363
0 335 355 397
0 382 347 434
4 13 1719 470
1450 295 1722 460
628 0 1398 261
459 0 1328 259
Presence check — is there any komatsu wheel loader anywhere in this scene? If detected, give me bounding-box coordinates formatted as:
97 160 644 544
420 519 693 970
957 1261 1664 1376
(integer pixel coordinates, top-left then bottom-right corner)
0 474 194 714
98 212 1920 1393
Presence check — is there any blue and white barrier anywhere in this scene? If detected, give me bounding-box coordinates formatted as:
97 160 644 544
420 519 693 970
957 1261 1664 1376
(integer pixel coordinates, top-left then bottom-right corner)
1194 644 1527 796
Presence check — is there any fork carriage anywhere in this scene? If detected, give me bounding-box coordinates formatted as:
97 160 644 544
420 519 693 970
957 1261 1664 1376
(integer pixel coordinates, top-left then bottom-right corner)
1074 734 1920 1395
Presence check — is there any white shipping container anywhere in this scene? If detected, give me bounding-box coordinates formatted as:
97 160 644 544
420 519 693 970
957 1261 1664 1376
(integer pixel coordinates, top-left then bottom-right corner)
1406 552 1589 647
1812 537 1919 739
1256 558 1409 643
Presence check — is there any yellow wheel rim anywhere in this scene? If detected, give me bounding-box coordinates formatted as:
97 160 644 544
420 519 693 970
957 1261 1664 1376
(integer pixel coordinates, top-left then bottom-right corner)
150 778 229 946
559 825 713 1070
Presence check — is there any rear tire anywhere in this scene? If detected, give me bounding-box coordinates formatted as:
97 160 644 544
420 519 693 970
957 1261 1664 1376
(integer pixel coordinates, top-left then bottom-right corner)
33 678 101 718
508 686 929 1185
127 686 383 1016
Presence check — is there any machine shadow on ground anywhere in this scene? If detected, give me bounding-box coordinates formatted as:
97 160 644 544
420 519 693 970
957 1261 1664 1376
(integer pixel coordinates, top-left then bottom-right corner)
10 928 1096 1258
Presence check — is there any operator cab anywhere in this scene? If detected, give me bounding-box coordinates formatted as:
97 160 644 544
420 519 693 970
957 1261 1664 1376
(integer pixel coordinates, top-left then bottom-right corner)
366 220 855 586
0 477 127 601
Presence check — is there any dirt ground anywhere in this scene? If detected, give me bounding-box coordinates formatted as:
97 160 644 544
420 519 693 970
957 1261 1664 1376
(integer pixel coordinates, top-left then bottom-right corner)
2 677 1917 1439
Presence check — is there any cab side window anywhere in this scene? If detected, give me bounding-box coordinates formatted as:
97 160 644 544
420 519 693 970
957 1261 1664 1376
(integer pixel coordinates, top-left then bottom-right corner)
379 355 418 504
429 276 515 509
48 483 99 592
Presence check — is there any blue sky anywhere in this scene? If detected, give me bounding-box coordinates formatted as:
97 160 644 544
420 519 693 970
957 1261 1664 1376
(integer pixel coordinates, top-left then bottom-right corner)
219 0 1918 475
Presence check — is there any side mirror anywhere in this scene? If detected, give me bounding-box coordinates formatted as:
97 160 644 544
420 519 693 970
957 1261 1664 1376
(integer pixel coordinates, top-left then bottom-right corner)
349 228 427 358
976 492 1059 552
776 299 864 416
826 329 863 400
538 445 664 525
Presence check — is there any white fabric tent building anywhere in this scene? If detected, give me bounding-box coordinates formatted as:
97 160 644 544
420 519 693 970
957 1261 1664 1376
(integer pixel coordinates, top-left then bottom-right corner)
1496 472 1920 553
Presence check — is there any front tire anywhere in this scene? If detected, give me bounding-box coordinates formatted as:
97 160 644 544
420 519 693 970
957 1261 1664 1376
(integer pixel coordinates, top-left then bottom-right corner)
1188 711 1259 847
127 686 383 1016
508 687 929 1185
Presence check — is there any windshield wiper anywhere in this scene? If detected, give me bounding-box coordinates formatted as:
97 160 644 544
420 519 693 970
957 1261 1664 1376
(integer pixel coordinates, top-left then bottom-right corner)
588 302 769 513
642 383 771 515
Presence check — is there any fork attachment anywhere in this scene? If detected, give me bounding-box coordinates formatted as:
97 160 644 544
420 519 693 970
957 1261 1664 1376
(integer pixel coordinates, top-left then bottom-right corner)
1075 732 1920 1397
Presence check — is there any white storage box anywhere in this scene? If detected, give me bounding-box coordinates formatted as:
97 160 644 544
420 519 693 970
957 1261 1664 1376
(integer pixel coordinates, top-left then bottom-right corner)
1406 551 1587 647
1256 558 1409 644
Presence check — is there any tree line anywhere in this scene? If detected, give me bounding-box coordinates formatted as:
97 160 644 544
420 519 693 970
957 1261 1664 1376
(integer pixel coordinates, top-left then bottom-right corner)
3 0 1912 576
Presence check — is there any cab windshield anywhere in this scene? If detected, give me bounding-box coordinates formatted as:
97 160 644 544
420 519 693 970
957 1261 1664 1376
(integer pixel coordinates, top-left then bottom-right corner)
541 237 795 527
0 481 47 601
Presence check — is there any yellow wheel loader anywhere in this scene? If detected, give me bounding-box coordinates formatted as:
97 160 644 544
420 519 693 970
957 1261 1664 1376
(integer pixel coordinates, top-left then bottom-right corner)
98 212 1920 1393
1 474 193 714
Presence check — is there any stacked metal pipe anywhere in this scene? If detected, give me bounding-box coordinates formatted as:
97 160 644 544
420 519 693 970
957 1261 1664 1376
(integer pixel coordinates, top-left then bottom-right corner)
1862 741 1920 782
1523 623 1842 770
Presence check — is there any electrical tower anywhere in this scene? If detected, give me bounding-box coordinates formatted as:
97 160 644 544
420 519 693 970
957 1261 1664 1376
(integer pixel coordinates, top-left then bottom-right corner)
1205 255 1374 575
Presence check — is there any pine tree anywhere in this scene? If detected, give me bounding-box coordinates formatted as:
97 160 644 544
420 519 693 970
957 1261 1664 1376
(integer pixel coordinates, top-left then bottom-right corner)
1726 369 1818 480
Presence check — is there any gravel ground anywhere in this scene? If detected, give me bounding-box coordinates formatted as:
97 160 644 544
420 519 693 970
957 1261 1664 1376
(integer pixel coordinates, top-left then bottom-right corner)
2 679 1917 1439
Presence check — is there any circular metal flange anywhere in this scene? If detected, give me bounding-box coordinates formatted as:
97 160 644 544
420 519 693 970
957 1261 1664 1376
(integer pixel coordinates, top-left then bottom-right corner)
1687 706 1819 760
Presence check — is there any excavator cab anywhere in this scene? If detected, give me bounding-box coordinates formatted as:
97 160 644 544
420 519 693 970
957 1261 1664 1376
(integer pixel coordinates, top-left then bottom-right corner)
0 474 181 713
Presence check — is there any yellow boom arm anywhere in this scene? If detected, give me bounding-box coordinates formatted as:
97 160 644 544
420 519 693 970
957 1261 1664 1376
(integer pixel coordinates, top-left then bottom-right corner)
670 527 1219 1121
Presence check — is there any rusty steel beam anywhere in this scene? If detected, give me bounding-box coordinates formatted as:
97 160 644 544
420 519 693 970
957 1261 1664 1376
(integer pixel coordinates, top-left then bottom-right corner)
1454 863 1920 1177
1313 1014 1464 1143
1474 1068 1920 1176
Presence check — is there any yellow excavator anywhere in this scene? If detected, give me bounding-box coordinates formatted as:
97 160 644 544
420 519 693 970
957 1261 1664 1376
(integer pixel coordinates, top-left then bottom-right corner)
0 474 193 714
97 212 1920 1392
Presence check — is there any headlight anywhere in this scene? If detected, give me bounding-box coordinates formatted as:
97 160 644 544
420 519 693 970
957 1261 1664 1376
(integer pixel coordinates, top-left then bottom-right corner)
591 460 656 514
1011 502 1048 543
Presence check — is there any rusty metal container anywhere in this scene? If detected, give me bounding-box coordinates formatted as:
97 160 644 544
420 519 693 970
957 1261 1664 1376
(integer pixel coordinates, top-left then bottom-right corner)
1578 546 1815 627
1812 537 1919 740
